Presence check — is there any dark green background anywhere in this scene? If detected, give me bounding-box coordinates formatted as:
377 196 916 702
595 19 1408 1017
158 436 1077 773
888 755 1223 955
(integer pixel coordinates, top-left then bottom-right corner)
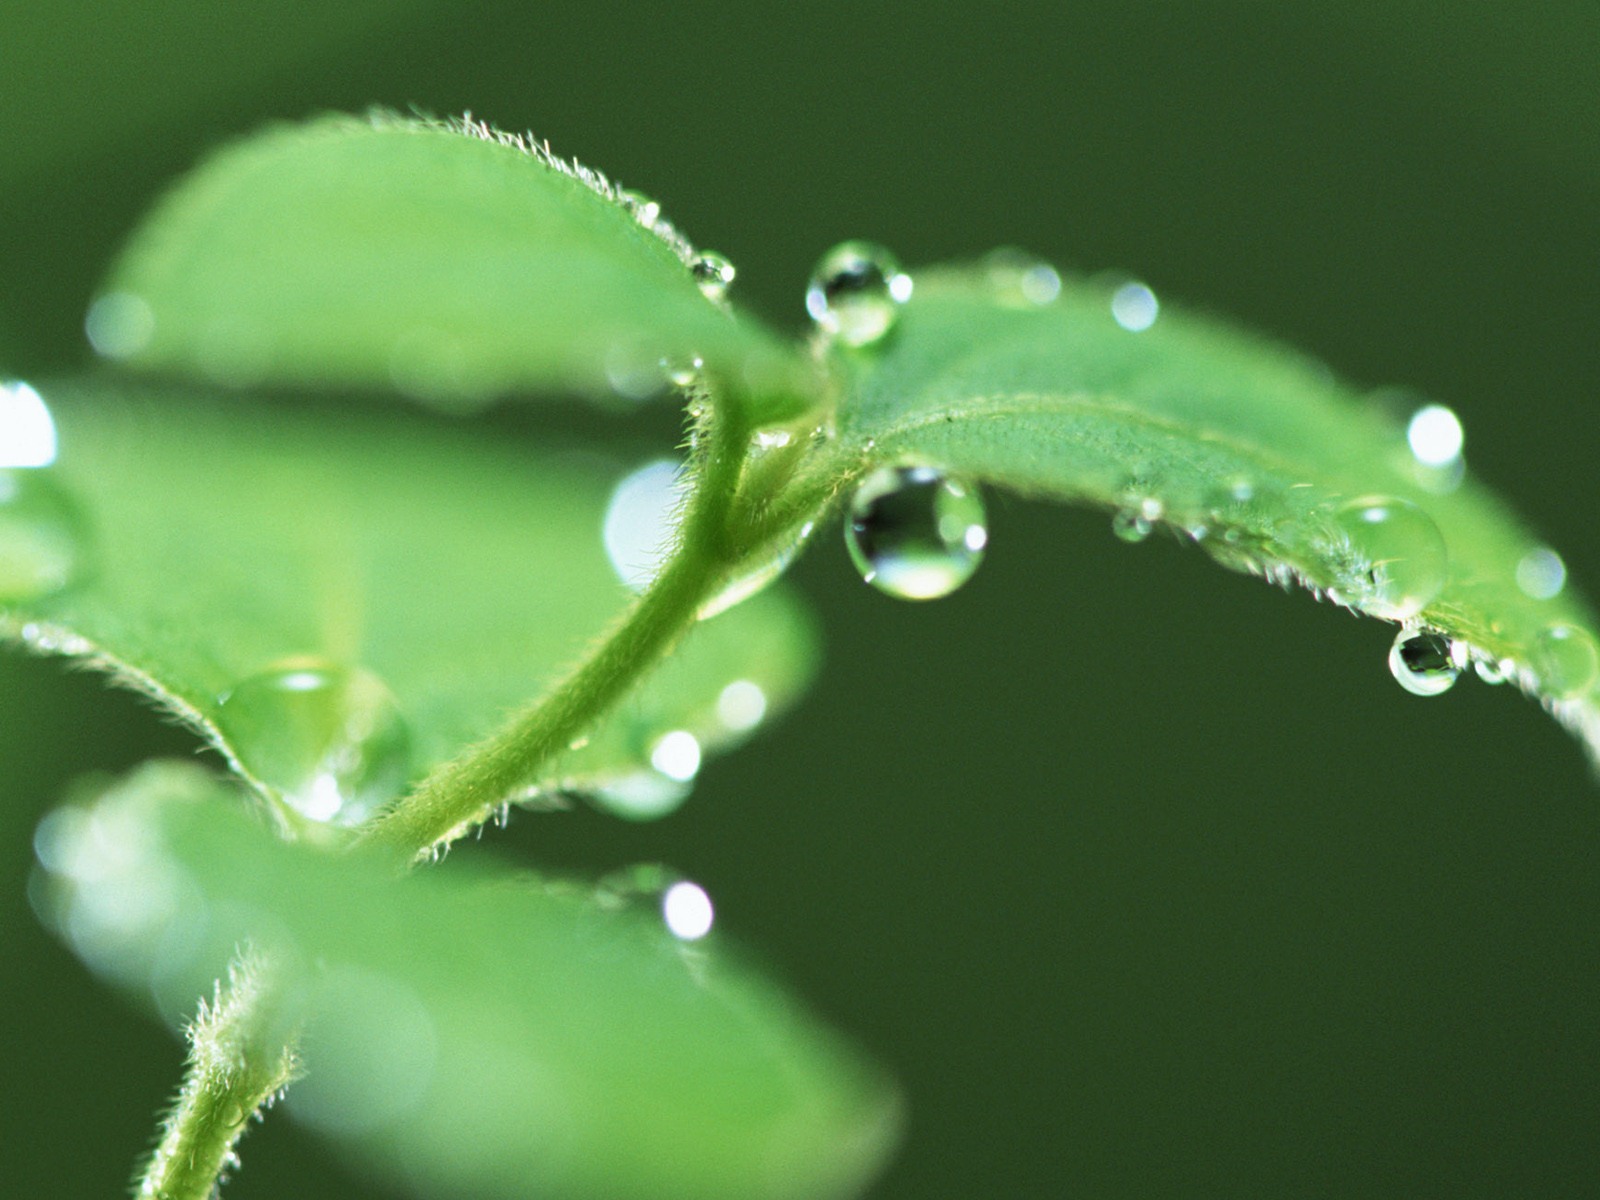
4 2 1598 1195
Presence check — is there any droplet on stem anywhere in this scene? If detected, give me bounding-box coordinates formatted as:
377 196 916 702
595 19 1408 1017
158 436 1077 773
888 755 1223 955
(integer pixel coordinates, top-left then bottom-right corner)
846 465 987 600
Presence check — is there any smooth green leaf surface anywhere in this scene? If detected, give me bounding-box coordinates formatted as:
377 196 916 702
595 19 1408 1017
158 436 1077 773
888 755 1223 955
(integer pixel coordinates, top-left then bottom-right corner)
36 761 900 1200
97 114 813 419
831 265 1600 755
0 382 815 826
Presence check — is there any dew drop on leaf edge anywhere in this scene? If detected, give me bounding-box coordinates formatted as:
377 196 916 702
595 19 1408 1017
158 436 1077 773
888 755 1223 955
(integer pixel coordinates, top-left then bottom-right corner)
806 241 913 348
0 467 87 603
1330 495 1448 620
1388 628 1465 697
691 251 736 302
215 661 413 828
1533 623 1600 700
846 465 987 601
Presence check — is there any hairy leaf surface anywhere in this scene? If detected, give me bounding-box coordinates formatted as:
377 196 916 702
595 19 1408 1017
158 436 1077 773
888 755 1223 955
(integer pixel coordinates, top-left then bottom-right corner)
96 114 812 419
0 382 815 826
828 266 1600 755
36 761 899 1200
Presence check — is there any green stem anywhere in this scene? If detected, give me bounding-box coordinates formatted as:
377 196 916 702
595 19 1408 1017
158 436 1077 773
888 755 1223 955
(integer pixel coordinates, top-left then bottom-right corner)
360 405 752 860
135 955 297 1200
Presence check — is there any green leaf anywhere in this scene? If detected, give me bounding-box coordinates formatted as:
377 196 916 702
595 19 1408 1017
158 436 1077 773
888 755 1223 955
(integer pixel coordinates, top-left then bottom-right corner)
830 263 1600 755
36 761 900 1199
94 113 815 421
0 382 816 828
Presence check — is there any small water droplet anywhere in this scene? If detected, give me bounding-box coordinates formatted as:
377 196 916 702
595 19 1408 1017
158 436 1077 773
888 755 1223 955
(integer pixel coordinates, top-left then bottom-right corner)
662 355 704 389
215 661 412 827
1515 546 1567 601
84 292 155 359
982 248 1062 306
846 465 987 600
1533 623 1599 699
1110 280 1159 331
1406 404 1464 468
1111 509 1151 543
661 880 715 941
1388 629 1465 697
616 188 661 227
1474 656 1515 685
0 381 58 468
0 469 86 602
1330 496 1448 619
806 241 913 348
692 252 736 301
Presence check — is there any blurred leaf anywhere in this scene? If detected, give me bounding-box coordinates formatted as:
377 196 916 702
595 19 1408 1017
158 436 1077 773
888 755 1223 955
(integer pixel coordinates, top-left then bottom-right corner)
97 114 814 420
0 382 816 828
831 264 1600 756
36 761 900 1200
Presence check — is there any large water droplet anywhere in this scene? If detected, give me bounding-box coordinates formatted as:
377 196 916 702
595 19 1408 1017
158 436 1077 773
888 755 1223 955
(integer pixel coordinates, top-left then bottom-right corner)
0 469 86 601
691 251 736 302
216 661 412 827
1515 546 1567 601
1532 623 1599 699
1330 496 1448 619
1388 628 1466 697
0 381 58 468
846 466 987 600
806 241 913 348
602 459 685 593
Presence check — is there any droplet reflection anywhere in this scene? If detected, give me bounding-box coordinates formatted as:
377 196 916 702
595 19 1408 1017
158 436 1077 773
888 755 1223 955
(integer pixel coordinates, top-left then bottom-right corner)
661 880 715 941
846 466 987 601
1388 628 1465 697
1515 547 1567 601
1110 281 1159 331
806 241 913 348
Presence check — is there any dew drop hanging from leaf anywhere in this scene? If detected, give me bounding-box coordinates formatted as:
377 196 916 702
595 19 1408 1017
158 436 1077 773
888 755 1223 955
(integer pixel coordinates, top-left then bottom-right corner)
846 466 987 601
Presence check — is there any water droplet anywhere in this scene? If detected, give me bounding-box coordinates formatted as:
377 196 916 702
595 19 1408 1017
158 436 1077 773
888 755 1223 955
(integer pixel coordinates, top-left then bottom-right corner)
806 241 913 348
616 188 661 227
1110 280 1159 331
692 251 736 301
1406 403 1464 468
603 459 685 593
1515 546 1567 601
1111 510 1151 543
649 730 702 783
1330 496 1448 619
0 381 58 468
1533 623 1599 699
0 469 86 601
1474 656 1515 685
84 292 155 359
698 519 815 619
983 248 1062 306
846 465 987 600
215 662 412 827
661 880 715 941
1388 629 1466 697
716 680 768 733
588 770 691 821
662 355 704 388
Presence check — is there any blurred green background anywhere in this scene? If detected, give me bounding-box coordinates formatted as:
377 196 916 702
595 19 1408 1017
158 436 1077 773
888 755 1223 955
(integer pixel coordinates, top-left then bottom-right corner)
3 1 1599 1195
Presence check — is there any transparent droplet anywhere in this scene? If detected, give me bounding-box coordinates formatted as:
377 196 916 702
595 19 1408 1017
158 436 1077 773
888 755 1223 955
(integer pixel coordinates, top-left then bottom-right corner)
1474 656 1515 685
84 292 155 360
1406 404 1464 468
1532 623 1600 699
0 469 87 601
983 248 1062 306
662 355 704 389
0 381 58 468
616 188 661 227
1110 280 1159 331
661 880 715 941
1330 496 1448 620
692 251 736 302
649 730 702 783
716 680 768 733
846 465 987 600
1112 510 1151 543
1515 546 1567 601
603 459 685 593
588 770 692 821
806 241 913 348
1388 629 1466 697
216 661 413 827
698 518 815 619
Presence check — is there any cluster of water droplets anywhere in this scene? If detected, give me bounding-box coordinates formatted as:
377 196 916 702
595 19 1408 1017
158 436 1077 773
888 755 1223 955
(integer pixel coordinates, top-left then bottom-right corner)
0 380 87 604
214 660 413 829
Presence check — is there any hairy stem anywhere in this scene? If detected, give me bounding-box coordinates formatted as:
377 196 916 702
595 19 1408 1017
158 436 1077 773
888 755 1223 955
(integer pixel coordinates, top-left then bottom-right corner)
360 404 752 859
135 954 297 1200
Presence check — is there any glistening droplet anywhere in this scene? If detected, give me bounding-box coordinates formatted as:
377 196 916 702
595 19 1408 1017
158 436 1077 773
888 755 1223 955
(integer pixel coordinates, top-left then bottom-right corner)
0 381 58 468
216 661 412 827
661 880 715 941
0 469 86 601
1388 629 1465 697
1533 623 1599 700
616 188 661 227
1515 547 1567 601
1110 280 1159 331
1330 496 1448 620
1406 404 1464 468
1111 510 1151 543
806 241 913 348
692 252 736 302
846 466 987 600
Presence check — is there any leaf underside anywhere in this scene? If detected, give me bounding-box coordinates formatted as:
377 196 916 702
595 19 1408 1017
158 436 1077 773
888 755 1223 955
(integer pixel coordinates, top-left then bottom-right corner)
0 382 816 824
37 761 900 1200
827 266 1600 758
